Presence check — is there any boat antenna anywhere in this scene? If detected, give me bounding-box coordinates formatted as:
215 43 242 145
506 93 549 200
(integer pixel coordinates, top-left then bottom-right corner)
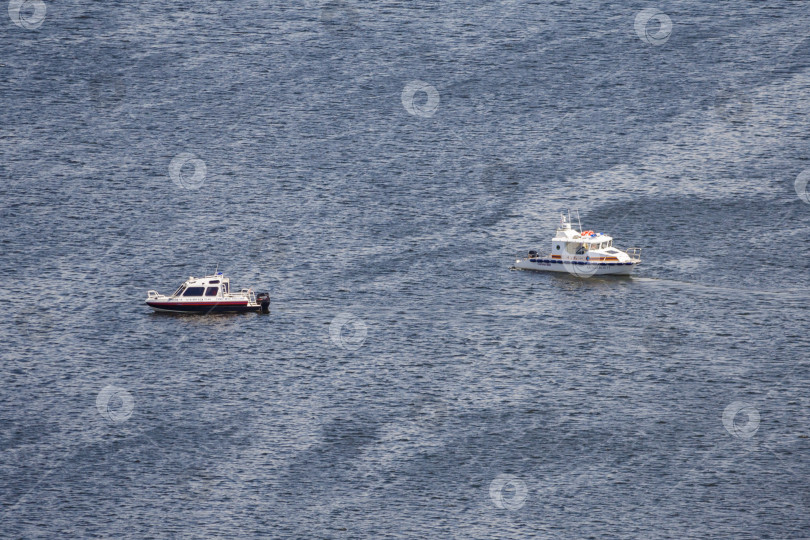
576 209 582 234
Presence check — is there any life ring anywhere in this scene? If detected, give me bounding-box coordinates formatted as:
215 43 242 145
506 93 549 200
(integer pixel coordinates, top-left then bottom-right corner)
581 230 594 236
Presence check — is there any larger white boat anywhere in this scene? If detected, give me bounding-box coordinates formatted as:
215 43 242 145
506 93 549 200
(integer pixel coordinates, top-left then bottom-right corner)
146 272 270 313
513 211 641 276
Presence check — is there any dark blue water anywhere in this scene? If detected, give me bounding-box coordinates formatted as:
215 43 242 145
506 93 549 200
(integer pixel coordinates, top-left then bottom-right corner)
2 1 810 538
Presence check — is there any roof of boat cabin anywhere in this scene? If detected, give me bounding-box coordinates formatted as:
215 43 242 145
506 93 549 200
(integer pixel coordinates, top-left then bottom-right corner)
553 232 614 242
183 274 231 285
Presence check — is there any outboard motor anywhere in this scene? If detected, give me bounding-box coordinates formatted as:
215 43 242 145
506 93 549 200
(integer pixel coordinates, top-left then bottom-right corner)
256 292 270 314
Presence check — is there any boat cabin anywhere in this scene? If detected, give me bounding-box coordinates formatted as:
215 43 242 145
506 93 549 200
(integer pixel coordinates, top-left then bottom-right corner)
551 215 624 260
171 273 230 298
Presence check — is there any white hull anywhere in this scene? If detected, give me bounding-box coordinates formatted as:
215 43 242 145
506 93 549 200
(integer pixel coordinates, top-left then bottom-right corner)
513 258 638 276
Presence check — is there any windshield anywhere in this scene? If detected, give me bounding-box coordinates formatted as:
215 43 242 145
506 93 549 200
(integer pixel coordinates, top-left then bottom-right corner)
172 285 186 297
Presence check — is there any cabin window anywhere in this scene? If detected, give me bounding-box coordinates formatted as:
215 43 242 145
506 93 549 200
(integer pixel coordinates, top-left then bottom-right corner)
205 287 219 297
183 287 206 297
172 285 186 297
555 244 560 251
209 280 220 284
222 283 229 294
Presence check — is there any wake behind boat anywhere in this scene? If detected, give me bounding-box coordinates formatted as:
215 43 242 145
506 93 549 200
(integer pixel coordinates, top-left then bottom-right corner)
513 211 642 276
146 272 270 313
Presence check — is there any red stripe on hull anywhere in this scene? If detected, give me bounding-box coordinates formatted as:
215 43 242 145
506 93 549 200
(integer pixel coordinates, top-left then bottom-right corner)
146 301 261 314
147 302 249 307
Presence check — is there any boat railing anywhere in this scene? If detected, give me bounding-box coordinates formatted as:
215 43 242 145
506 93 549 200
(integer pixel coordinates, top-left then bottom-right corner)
240 288 257 304
624 247 642 261
147 290 160 299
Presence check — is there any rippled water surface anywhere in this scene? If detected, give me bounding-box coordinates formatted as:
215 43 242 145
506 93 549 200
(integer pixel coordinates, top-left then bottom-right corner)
2 1 810 538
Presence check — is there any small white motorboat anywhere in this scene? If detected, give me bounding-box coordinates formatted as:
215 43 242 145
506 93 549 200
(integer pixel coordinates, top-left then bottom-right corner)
146 272 270 313
513 211 641 276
